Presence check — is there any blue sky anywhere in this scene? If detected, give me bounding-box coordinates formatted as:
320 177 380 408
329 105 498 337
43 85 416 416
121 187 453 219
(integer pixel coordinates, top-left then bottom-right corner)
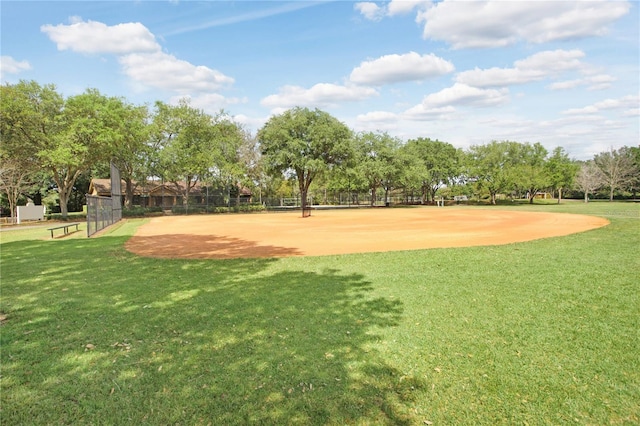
1 0 638 160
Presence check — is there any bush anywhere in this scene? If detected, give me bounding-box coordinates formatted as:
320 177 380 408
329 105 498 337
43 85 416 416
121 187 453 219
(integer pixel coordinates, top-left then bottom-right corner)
171 206 204 215
122 206 163 217
172 203 266 215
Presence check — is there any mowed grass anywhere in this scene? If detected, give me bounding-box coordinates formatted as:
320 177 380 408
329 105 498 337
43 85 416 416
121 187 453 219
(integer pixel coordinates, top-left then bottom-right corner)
1 202 638 424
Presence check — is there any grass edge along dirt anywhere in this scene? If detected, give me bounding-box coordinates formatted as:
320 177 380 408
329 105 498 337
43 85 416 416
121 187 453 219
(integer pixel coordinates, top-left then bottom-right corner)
0 202 638 424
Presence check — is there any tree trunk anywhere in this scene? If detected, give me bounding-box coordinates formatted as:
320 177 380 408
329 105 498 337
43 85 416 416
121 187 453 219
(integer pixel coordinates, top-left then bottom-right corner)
490 192 497 205
370 187 377 206
609 186 614 202
300 188 308 211
430 187 438 205
8 192 17 222
59 190 70 218
584 192 589 203
558 187 562 204
125 178 134 209
298 171 313 217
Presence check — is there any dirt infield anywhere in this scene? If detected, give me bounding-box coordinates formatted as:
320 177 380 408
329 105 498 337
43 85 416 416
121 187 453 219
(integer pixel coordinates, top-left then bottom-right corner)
124 208 609 260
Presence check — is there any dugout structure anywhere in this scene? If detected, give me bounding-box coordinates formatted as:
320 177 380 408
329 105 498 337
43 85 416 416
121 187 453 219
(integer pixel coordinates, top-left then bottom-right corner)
87 162 122 237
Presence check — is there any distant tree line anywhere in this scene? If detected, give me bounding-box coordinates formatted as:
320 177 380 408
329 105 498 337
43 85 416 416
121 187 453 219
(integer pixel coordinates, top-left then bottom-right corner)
1 81 639 219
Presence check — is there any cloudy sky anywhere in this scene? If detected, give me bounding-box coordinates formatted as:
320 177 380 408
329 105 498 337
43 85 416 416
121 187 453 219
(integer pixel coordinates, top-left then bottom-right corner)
1 0 638 159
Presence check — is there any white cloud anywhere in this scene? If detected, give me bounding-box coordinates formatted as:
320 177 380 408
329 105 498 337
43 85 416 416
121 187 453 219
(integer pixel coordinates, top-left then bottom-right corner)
418 83 509 108
350 52 454 86
233 113 270 132
356 110 398 123
0 56 31 79
354 2 384 21
456 50 586 88
402 104 456 121
168 93 247 113
261 83 378 110
387 0 430 16
41 17 234 96
550 74 615 91
514 49 585 73
356 0 430 19
41 18 160 54
563 95 640 115
119 52 234 93
354 111 401 132
416 0 630 49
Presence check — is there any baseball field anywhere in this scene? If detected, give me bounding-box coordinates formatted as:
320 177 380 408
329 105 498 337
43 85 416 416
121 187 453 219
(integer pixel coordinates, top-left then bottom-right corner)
125 208 609 259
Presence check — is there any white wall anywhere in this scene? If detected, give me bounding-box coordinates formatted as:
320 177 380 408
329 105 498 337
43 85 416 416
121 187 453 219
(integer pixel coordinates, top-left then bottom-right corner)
16 203 45 224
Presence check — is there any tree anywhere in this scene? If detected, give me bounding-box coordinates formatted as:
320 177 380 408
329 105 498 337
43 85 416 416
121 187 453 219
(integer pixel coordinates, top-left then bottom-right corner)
108 100 150 209
545 147 578 204
152 100 241 207
0 81 63 218
212 116 252 208
257 107 352 214
575 161 604 202
352 132 401 206
594 147 639 201
629 146 640 199
37 89 124 217
238 133 264 203
509 142 549 204
468 141 519 204
403 138 460 203
0 162 35 220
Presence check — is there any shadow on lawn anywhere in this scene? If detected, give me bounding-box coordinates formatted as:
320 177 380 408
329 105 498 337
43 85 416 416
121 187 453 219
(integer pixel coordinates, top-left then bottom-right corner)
1 236 424 424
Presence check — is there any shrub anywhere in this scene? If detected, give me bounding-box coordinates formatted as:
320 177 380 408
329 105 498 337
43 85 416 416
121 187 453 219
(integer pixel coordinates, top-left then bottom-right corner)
122 206 163 217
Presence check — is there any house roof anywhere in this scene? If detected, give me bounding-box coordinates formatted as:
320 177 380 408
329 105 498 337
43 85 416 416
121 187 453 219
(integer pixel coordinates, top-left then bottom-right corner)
88 179 124 196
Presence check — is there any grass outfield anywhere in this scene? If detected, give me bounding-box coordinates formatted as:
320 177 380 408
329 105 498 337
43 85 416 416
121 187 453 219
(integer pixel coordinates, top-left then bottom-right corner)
1 202 638 424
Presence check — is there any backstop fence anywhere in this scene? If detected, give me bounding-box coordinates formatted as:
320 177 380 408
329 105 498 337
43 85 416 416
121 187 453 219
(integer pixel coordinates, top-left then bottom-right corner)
86 195 116 237
86 162 122 237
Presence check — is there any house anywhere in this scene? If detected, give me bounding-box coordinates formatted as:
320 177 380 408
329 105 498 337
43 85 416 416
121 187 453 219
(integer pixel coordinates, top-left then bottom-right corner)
88 178 251 208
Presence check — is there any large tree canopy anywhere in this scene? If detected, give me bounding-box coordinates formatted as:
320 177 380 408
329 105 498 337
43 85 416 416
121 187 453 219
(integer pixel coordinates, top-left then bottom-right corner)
509 142 549 204
257 107 352 212
352 131 401 206
402 137 460 204
468 141 519 205
151 100 245 206
39 89 127 217
0 81 63 217
108 100 150 208
594 146 639 202
545 146 578 203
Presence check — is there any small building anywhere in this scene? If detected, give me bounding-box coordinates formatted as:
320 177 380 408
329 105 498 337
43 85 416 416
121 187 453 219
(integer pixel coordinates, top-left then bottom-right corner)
88 179 251 208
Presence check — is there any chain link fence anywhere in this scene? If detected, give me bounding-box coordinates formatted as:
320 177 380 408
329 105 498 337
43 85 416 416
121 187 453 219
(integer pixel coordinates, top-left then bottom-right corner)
86 195 116 237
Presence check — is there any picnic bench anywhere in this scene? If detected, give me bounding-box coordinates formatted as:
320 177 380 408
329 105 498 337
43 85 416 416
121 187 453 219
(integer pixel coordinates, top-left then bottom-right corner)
48 223 80 238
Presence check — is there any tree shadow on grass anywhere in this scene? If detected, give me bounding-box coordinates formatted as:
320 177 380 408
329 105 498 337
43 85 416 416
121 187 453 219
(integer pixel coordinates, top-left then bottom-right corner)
1 237 425 424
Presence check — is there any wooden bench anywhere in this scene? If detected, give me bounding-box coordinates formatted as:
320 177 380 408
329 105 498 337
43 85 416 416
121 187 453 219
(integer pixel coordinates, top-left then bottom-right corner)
48 223 80 238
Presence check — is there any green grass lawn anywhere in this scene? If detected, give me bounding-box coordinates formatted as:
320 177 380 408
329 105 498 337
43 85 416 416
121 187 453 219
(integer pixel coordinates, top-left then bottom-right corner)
1 202 638 424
